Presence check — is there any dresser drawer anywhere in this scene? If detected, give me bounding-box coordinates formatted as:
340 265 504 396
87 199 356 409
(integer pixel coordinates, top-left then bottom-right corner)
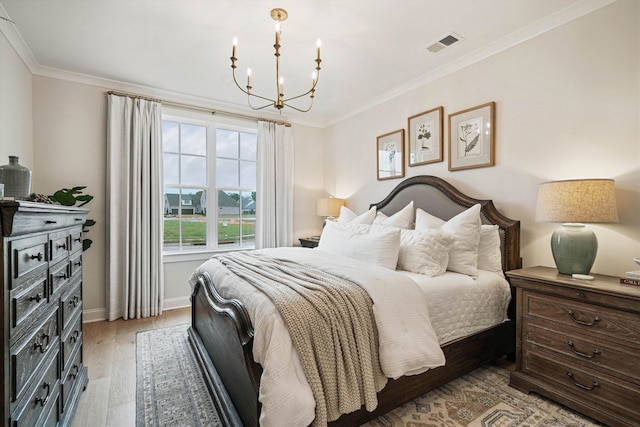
61 279 82 332
524 322 640 384
69 227 83 255
49 229 70 265
49 259 70 297
11 234 48 283
10 276 48 338
10 348 60 427
61 311 83 374
524 291 640 347
61 346 83 414
69 251 82 280
523 349 640 423
10 308 59 403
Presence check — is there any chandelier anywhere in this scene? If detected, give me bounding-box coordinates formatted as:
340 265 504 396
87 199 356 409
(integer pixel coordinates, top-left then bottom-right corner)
230 8 321 113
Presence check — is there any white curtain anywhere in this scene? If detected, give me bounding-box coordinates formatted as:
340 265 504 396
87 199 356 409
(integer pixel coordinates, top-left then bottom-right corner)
256 121 294 248
106 94 164 321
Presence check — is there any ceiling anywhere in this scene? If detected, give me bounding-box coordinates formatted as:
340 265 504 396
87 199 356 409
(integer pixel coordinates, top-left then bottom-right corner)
0 0 613 127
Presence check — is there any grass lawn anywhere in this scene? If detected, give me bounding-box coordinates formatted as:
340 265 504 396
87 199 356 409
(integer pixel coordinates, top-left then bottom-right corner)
163 215 255 245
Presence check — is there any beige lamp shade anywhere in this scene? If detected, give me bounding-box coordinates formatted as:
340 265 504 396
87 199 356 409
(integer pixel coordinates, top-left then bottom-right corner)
535 179 618 223
317 197 345 217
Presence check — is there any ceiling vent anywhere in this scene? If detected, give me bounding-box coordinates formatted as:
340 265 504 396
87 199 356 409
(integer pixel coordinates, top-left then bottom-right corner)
426 32 463 53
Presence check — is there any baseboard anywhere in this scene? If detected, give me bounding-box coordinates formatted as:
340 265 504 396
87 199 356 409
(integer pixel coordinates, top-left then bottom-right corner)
83 296 191 323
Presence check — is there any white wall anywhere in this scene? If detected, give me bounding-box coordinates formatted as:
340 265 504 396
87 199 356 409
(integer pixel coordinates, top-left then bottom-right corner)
0 30 32 168
324 0 640 277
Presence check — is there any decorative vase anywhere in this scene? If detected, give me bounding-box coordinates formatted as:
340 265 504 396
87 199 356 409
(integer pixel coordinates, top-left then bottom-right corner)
550 223 597 275
0 156 32 199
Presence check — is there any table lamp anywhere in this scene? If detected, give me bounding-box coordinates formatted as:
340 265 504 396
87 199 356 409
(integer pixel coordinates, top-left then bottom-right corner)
535 179 618 275
317 197 345 226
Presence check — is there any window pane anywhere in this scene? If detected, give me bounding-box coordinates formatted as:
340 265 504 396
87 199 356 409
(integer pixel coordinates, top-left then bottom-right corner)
240 160 256 189
162 121 179 152
216 129 239 158
163 153 179 185
180 189 207 248
241 191 256 248
216 158 238 187
181 155 207 186
163 188 181 250
181 124 206 155
218 190 240 248
240 133 257 161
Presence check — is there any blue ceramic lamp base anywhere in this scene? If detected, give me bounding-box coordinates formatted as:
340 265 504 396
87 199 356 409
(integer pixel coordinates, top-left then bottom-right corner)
551 223 597 275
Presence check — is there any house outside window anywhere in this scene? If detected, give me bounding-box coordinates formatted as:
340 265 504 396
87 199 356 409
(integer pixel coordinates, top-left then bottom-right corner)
162 110 257 253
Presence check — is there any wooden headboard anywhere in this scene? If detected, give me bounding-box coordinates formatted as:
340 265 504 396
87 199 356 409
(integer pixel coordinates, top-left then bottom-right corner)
370 175 521 272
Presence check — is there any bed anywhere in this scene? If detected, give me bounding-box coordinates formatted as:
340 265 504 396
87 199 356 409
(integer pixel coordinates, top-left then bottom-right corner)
187 175 521 427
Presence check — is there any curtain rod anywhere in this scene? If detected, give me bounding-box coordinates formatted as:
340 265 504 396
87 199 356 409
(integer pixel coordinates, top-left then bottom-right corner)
106 90 291 127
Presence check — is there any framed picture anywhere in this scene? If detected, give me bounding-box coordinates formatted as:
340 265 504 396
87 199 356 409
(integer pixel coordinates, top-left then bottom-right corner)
448 101 495 171
376 129 405 180
408 106 443 166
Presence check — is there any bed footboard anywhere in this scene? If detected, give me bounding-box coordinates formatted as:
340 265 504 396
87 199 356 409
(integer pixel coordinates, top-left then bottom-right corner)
188 271 261 427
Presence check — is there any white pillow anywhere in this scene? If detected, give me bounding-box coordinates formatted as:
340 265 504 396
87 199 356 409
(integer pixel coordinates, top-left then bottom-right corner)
317 222 401 270
477 224 504 276
415 204 482 277
373 201 414 229
397 229 452 277
337 206 377 225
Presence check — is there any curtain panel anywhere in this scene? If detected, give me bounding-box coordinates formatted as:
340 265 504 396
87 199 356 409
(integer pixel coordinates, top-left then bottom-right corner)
256 121 294 248
106 94 164 321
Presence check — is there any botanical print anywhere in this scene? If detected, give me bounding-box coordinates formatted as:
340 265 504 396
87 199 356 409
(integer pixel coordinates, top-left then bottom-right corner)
380 141 398 175
457 116 483 159
411 119 434 163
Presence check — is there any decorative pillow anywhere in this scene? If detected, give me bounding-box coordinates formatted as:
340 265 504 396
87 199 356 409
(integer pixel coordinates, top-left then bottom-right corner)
373 201 414 229
337 206 377 225
477 224 504 276
317 222 401 270
397 229 452 277
414 204 482 278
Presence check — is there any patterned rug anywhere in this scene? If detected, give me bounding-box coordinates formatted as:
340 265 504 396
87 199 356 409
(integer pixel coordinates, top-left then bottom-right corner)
362 363 604 427
137 325 603 427
136 324 222 427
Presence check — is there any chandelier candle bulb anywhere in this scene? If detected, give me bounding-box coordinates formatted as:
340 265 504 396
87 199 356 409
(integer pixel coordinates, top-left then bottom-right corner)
316 39 321 60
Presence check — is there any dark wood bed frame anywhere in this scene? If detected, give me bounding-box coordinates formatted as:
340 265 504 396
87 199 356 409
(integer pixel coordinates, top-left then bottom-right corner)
187 175 521 427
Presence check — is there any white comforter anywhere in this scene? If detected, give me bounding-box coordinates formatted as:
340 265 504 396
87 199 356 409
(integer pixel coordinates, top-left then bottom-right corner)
190 247 445 427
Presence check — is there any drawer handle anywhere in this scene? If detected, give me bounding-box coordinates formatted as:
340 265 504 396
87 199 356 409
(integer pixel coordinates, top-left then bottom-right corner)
74 218 84 222
74 259 82 267
45 220 57 224
27 252 44 262
33 333 51 354
567 310 600 326
567 340 600 359
56 272 69 280
34 382 51 407
69 364 80 380
56 242 68 250
74 236 82 243
567 372 599 391
69 295 80 308
71 329 81 343
29 293 43 303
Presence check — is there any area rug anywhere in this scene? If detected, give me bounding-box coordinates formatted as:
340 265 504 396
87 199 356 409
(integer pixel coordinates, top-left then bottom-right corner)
137 325 603 427
136 324 222 427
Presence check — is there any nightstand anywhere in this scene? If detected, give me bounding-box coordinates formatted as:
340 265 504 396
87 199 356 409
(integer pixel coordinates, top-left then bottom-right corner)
299 236 320 248
506 266 640 427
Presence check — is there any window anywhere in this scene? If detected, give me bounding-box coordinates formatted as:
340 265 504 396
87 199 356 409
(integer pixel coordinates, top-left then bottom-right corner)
162 110 257 253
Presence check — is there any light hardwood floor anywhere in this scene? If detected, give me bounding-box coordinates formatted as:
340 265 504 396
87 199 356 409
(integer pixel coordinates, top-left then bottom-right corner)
71 307 192 427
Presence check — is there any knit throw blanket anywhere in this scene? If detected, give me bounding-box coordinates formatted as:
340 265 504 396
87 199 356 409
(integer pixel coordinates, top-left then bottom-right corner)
215 251 387 426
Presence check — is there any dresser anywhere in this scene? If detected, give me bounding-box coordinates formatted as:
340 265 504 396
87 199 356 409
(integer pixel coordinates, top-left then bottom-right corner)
507 266 640 427
1 201 89 426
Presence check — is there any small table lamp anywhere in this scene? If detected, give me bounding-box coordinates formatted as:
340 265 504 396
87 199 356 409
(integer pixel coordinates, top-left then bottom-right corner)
317 197 345 225
535 179 618 275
